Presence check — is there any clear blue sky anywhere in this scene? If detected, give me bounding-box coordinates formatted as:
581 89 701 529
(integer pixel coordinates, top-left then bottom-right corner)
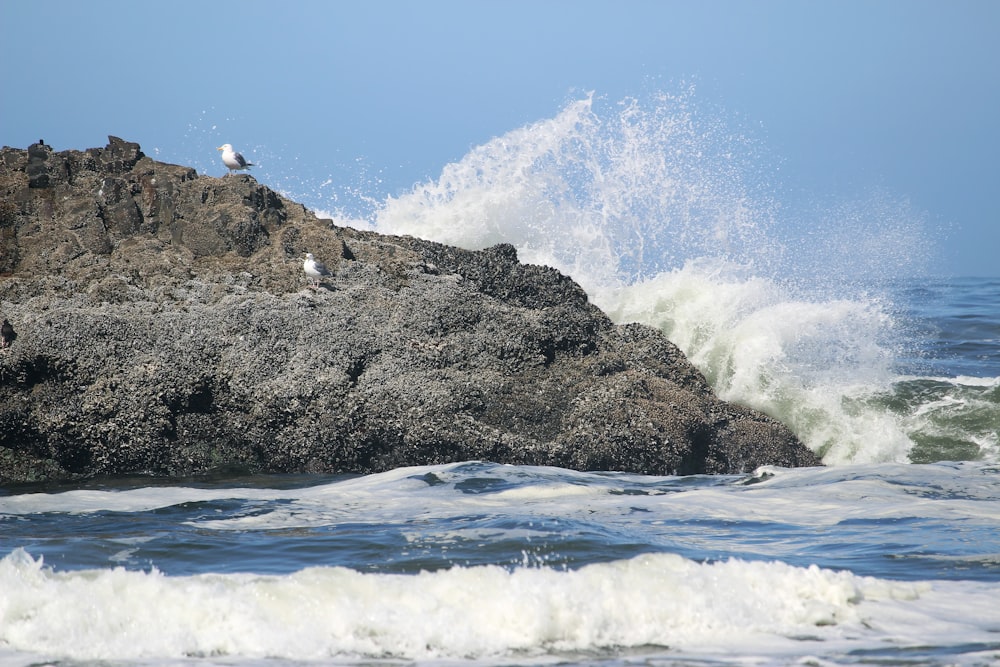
2 0 997 275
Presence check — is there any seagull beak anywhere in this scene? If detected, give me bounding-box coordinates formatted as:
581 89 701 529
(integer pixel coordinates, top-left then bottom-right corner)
216 146 224 151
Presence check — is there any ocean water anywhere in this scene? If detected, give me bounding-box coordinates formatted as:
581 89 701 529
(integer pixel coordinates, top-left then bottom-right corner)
2 94 999 666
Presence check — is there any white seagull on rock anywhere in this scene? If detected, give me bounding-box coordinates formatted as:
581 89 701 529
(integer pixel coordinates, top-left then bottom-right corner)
217 143 253 175
303 252 333 289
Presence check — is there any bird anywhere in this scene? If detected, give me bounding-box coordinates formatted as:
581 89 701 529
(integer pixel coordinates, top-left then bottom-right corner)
217 143 253 175
303 253 333 289
1 319 15 348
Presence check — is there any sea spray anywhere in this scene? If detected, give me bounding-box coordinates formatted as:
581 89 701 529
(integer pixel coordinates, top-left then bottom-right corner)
601 261 914 464
376 90 776 288
372 92 936 463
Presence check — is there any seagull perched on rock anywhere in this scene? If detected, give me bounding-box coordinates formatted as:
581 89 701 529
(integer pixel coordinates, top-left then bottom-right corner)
303 253 333 289
217 143 253 175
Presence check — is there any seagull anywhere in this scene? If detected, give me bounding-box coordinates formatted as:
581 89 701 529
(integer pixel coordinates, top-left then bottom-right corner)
303 253 333 289
217 143 253 175
1 319 15 348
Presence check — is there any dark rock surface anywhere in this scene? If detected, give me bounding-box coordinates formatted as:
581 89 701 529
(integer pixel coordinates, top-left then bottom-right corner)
0 137 820 483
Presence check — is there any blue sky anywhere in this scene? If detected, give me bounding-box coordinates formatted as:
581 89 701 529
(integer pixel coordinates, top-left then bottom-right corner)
2 0 997 276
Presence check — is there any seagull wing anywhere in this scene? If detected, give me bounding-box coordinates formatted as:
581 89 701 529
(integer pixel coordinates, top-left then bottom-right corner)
313 259 332 276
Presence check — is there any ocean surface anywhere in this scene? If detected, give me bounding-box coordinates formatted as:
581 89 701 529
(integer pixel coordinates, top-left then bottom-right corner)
2 95 999 666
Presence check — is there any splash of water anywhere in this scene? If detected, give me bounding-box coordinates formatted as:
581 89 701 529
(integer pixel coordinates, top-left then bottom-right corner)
377 90 777 291
372 91 939 464
601 262 913 464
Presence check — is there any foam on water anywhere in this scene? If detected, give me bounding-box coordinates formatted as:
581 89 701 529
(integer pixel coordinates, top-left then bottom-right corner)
2 547 998 665
3 461 997 578
599 262 916 464
4 461 996 527
2 462 998 664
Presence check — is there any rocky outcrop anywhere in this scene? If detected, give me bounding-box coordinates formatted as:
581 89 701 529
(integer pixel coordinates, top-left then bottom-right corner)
0 138 820 483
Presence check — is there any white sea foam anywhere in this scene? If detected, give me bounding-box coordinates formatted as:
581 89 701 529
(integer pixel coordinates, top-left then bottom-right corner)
0 462 963 524
2 462 997 664
598 262 915 464
2 547 997 665
4 461 995 545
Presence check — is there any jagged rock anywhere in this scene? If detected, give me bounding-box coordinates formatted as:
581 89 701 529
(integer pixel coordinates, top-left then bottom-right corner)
0 137 821 483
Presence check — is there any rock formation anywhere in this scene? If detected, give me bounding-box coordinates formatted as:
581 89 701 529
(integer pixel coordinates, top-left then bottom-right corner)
0 137 820 483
